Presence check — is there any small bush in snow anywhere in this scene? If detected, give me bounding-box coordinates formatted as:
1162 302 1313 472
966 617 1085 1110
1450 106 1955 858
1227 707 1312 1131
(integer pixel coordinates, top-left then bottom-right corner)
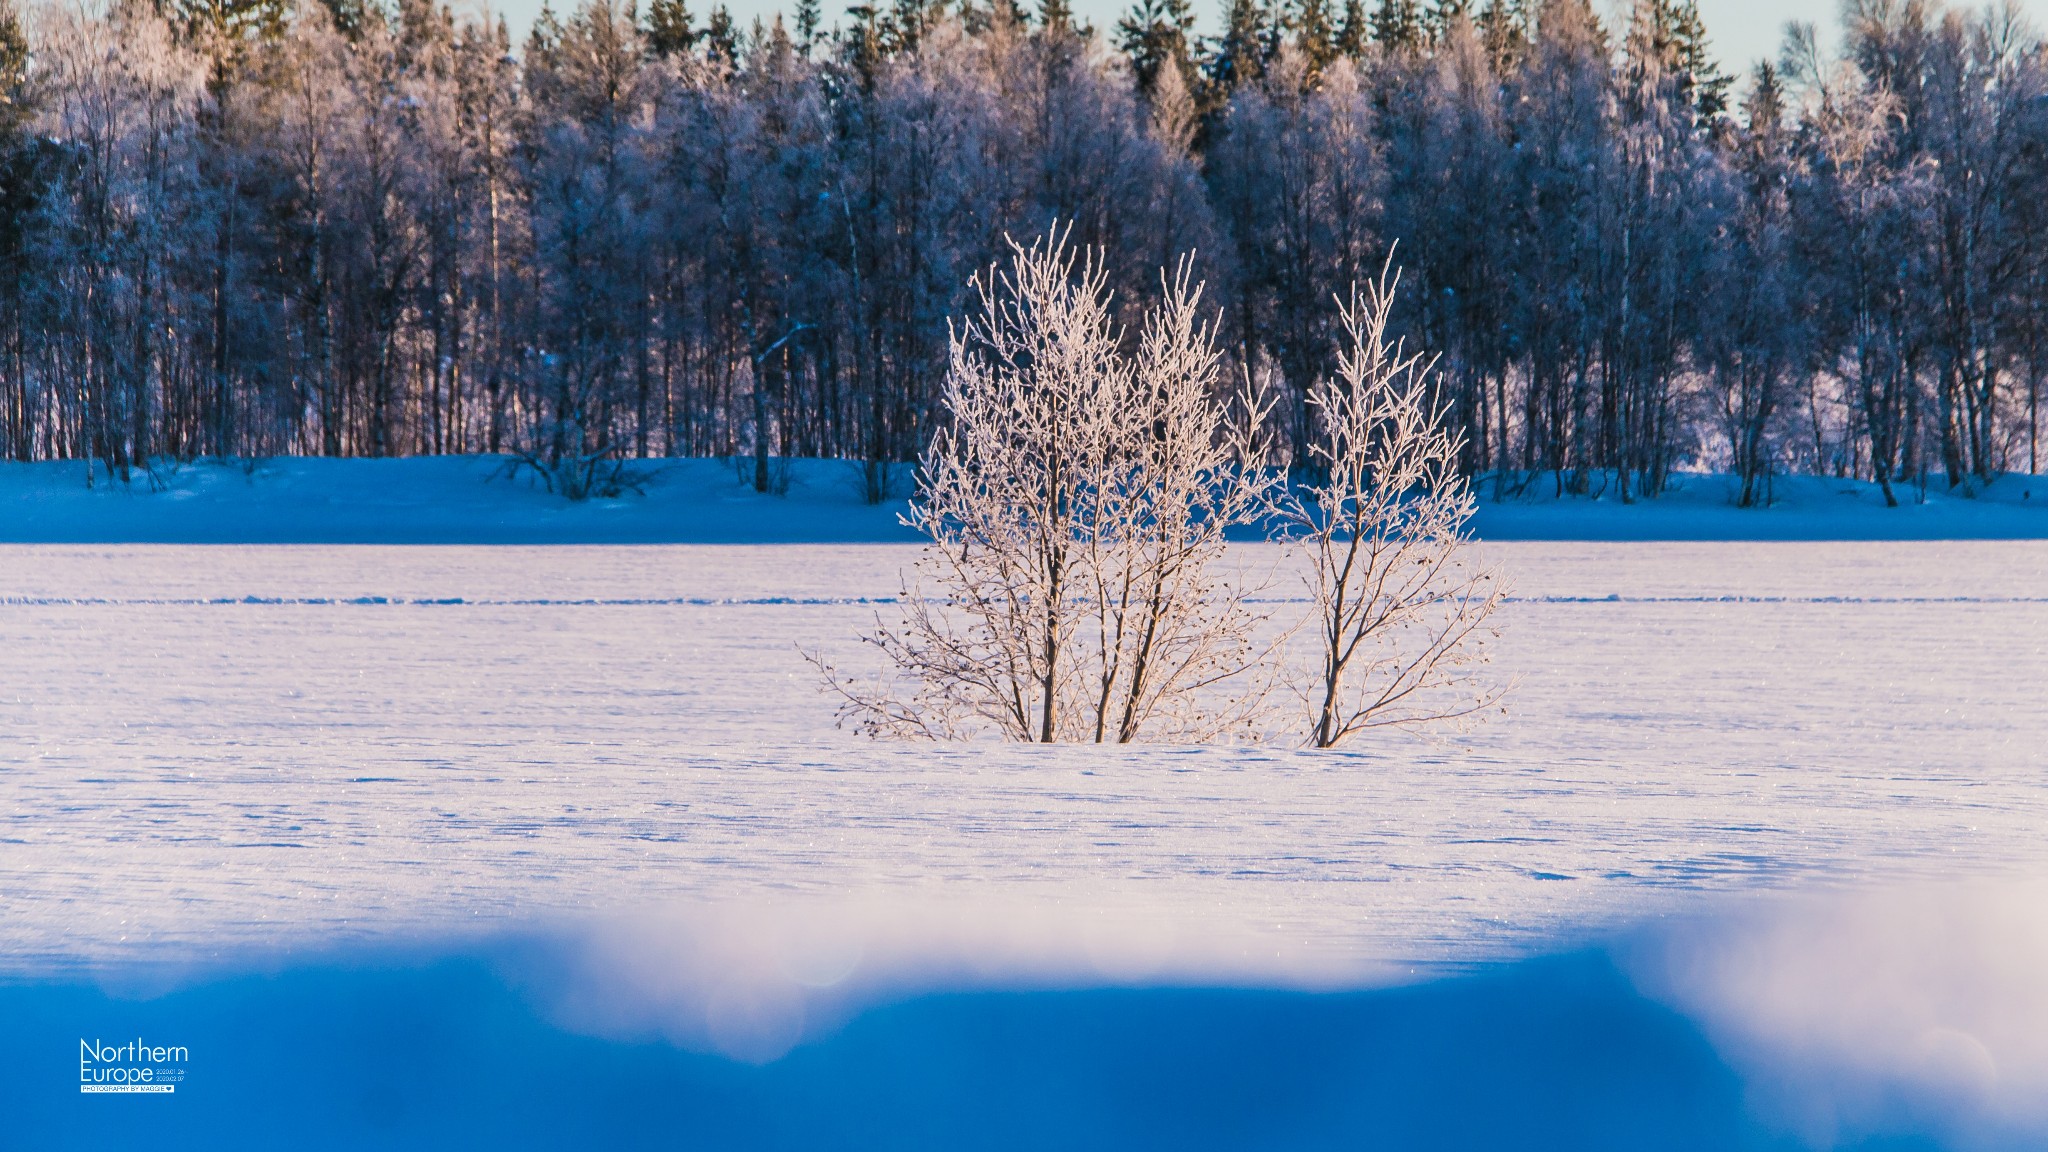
817 239 1506 746
1279 266 1508 747
816 229 1281 743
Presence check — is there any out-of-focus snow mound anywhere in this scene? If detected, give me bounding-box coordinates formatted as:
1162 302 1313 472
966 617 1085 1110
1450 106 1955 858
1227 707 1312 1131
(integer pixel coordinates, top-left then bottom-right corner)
10 884 2048 1150
1629 883 2048 1149
502 899 1395 1064
1 455 2043 542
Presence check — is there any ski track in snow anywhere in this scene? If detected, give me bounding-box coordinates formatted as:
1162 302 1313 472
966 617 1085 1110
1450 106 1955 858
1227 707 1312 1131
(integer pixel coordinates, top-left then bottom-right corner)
1 540 2044 976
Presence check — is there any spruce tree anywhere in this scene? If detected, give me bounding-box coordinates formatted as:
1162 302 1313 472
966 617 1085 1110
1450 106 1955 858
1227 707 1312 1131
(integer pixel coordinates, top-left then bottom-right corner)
843 2 886 82
529 1 564 58
1295 0 1336 74
171 0 292 90
704 4 740 65
1206 0 1267 94
1668 0 1730 121
644 0 698 58
795 0 822 51
890 0 948 53
1371 0 1422 54
319 0 371 40
1258 0 1289 62
1335 0 1370 59
1475 0 1524 69
1116 0 1197 94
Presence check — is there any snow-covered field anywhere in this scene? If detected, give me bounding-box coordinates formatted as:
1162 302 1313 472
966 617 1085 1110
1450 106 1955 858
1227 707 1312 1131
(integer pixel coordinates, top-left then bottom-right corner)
3 459 2047 1148
4 539 2046 976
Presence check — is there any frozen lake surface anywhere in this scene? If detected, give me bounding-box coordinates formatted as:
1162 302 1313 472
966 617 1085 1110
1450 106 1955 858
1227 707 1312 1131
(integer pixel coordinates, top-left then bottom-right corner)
3 541 2043 975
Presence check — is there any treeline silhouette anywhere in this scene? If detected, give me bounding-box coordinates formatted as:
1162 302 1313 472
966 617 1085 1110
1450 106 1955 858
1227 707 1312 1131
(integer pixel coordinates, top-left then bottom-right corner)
1 0 2043 503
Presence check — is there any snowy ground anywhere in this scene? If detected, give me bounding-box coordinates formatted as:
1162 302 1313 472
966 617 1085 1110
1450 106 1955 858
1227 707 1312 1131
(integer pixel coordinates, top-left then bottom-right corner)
3 459 2046 1147
3 539 2045 978
2 454 2044 543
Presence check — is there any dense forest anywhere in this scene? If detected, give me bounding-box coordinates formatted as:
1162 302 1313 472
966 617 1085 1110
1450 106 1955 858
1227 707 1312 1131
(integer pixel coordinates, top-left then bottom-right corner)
0 0 2043 504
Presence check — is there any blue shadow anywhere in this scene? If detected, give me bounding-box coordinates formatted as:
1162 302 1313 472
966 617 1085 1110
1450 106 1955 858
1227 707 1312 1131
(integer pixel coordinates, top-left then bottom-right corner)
0 950 1924 1150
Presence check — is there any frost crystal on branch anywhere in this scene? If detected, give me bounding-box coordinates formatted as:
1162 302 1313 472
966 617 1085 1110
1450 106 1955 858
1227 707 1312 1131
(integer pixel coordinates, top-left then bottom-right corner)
816 227 1280 743
1281 263 1508 748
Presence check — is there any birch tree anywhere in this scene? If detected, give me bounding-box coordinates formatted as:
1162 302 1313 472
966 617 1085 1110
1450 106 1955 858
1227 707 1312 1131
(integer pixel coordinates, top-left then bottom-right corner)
1281 265 1506 748
820 229 1278 742
2 0 2045 503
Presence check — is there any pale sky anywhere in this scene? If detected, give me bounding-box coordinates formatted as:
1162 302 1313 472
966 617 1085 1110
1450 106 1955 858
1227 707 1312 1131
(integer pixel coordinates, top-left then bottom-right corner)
473 0 2046 87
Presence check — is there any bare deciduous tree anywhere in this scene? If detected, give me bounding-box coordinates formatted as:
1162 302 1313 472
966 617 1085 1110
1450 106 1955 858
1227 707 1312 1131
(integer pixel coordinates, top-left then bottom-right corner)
1281 265 1507 748
817 229 1278 743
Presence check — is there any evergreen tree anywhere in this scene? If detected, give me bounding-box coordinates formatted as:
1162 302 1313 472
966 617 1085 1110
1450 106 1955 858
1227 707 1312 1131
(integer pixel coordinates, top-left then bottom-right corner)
890 0 947 53
1475 0 1525 70
1371 0 1423 54
1116 0 1198 95
1744 59 1783 137
1258 0 1290 61
1206 0 1268 93
319 0 372 40
644 0 698 58
529 2 564 60
1335 0 1369 59
795 0 821 52
704 4 740 65
1668 0 1729 121
842 1 886 80
1295 0 1336 74
171 0 291 89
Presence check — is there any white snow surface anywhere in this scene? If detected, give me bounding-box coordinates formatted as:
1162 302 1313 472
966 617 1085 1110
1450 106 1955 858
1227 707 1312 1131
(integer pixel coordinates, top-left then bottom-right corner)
2 455 2045 543
2 536 2044 982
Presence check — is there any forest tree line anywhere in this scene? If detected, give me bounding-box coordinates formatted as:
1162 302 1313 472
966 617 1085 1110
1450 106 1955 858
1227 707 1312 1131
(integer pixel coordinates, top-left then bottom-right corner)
0 0 2044 504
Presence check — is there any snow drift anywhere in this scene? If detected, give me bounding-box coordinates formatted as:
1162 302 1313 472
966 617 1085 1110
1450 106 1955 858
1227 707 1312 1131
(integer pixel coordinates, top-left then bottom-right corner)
8 884 2048 1150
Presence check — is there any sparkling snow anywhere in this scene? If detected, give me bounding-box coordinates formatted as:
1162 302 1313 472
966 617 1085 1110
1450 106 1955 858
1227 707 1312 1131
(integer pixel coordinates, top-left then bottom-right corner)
4 539 2043 976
